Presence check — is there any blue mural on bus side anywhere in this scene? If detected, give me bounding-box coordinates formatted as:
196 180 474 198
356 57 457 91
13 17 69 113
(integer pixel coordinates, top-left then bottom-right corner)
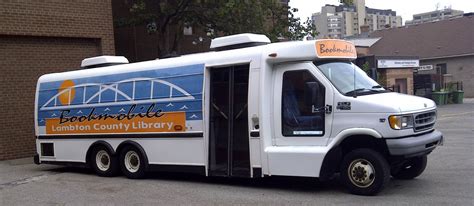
36 64 204 135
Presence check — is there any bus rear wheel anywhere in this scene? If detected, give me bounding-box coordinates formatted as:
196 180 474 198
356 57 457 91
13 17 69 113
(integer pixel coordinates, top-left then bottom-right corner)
90 146 118 177
120 145 147 179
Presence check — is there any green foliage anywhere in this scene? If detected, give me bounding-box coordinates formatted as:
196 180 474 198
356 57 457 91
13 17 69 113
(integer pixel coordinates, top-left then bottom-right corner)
445 82 456 92
286 8 318 41
340 0 354 5
361 61 385 85
201 1 318 42
115 0 318 57
376 71 386 86
361 61 370 74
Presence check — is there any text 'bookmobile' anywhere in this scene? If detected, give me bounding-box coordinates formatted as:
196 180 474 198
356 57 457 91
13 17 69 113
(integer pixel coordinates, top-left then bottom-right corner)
34 34 443 195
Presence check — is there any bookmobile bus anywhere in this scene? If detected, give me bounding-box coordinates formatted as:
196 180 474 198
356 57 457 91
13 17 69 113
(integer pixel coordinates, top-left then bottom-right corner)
34 33 443 195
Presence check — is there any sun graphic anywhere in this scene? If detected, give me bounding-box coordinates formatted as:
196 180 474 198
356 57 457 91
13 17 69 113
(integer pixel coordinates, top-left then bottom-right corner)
58 80 75 105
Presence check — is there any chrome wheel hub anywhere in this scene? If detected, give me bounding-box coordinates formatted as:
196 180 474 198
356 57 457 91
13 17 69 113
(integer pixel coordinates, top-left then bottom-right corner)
96 150 110 171
348 159 375 188
124 151 140 173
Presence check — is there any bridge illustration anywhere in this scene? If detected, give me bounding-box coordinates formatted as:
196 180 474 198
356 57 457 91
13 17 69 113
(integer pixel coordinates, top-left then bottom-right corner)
40 77 196 111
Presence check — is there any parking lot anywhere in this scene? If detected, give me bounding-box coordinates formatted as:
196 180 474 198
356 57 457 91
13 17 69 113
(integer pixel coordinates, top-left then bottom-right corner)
1 100 473 205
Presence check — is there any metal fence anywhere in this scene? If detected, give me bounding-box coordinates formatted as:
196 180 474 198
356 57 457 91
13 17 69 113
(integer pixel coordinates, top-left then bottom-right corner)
443 81 463 91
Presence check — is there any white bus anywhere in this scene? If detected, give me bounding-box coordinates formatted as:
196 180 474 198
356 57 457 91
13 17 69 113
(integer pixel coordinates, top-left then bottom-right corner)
34 33 443 195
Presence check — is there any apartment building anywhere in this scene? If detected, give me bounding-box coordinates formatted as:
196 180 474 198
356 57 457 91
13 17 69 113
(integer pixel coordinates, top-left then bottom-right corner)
406 8 464 25
312 0 402 39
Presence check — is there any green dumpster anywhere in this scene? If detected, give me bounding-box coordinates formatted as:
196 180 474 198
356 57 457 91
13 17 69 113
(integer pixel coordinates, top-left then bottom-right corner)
431 91 449 105
447 92 453 104
451 91 464 104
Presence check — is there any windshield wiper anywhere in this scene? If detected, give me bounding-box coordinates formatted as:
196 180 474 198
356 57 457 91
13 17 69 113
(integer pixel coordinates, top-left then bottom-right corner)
346 87 389 96
345 88 368 96
370 85 390 93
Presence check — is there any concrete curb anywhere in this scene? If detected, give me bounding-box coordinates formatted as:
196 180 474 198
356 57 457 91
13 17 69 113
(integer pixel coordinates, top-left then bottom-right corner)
463 98 474 103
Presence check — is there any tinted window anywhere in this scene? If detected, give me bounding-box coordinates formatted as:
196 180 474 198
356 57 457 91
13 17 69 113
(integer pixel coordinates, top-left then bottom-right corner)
281 70 325 136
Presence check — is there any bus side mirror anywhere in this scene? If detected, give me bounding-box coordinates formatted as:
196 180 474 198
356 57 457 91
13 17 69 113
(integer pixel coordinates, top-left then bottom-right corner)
304 81 319 107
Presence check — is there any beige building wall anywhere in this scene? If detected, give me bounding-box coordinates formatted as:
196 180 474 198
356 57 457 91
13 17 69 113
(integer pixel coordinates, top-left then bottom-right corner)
394 16 403 27
355 0 366 34
314 1 403 38
380 69 414 95
419 55 474 97
343 11 357 36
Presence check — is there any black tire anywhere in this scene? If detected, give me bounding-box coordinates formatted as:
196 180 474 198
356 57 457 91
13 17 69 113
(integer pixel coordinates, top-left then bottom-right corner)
391 155 427 180
90 145 119 177
340 148 390 196
119 145 147 179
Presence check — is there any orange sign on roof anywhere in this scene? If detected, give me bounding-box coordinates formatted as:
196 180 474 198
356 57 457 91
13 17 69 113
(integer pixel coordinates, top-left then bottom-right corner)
315 40 357 58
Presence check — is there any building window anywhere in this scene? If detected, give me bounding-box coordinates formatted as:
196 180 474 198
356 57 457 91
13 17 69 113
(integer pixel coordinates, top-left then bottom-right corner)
183 26 193 36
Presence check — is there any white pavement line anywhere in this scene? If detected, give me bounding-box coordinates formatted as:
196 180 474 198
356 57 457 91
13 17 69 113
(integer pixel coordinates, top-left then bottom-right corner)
0 174 49 190
438 111 474 121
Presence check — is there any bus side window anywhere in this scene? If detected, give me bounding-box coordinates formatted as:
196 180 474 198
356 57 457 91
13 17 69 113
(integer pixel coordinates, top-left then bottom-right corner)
281 70 325 136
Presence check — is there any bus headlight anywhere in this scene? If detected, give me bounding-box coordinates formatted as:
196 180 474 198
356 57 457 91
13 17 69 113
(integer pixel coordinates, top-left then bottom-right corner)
388 115 414 130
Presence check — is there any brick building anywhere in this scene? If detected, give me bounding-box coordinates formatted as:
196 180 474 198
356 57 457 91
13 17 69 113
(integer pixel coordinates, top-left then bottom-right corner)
0 1 115 160
368 14 474 97
349 14 473 97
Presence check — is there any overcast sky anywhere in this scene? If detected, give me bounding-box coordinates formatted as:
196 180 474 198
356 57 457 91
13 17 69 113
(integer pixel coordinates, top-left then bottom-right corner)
289 0 474 24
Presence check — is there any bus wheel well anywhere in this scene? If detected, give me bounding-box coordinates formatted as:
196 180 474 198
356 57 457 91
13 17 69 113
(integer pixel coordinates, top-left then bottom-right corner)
319 135 388 181
116 141 149 169
339 135 388 156
85 141 115 167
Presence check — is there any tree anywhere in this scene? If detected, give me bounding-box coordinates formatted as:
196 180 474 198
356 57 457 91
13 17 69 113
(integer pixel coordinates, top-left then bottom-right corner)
115 0 318 58
115 0 197 58
340 0 354 5
286 8 318 41
196 0 318 41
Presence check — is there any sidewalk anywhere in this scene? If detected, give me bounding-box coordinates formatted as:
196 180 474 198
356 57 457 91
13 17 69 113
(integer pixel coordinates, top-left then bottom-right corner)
463 98 474 103
0 157 33 166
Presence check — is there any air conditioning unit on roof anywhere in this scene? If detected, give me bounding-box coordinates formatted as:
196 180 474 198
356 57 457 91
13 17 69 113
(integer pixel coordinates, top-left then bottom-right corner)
81 56 129 69
210 33 271 51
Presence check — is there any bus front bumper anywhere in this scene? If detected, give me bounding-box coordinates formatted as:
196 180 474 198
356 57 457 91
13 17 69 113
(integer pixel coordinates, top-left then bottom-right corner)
385 130 443 157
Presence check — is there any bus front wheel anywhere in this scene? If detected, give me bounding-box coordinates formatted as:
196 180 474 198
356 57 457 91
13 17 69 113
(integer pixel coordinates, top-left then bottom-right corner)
340 148 390 196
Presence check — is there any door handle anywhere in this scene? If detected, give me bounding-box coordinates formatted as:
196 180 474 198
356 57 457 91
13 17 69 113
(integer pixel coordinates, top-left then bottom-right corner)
325 105 332 114
311 105 332 114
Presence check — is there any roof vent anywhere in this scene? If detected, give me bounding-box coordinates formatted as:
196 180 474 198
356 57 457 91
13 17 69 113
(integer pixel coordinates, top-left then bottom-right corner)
81 55 129 69
210 33 271 51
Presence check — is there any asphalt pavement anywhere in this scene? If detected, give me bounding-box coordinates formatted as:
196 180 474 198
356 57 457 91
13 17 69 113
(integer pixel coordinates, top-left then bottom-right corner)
1 100 473 205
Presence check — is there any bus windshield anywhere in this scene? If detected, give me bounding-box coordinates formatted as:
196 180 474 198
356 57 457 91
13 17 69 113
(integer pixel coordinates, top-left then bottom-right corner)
314 61 388 96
